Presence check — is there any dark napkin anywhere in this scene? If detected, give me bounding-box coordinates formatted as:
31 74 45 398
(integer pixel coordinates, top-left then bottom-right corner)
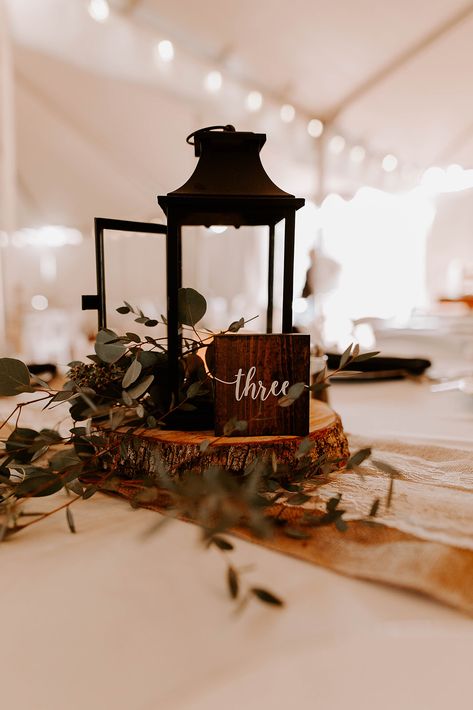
326 353 431 379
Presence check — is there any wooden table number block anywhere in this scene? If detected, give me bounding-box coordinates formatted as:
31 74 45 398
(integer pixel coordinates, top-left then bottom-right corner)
213 333 310 436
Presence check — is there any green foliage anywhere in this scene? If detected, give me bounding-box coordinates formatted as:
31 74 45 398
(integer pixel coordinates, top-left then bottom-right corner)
0 290 391 616
178 287 207 326
0 358 34 396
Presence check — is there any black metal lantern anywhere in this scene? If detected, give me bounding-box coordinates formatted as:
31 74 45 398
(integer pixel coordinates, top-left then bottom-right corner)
158 125 305 395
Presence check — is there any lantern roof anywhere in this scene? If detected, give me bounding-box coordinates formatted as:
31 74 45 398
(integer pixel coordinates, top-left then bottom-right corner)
158 126 304 227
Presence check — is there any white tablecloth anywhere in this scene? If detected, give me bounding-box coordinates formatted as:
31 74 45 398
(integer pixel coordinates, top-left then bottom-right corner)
2 333 473 709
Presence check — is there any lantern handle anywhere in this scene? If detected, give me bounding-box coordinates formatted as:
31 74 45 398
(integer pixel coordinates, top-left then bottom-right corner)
186 124 235 146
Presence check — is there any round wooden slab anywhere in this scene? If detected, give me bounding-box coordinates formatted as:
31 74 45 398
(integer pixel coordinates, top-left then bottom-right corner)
111 401 349 479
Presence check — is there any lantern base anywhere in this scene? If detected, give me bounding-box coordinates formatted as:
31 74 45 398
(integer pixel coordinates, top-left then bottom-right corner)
109 401 349 480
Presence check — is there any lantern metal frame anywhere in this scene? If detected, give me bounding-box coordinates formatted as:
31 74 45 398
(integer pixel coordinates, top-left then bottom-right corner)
82 217 167 329
158 126 305 397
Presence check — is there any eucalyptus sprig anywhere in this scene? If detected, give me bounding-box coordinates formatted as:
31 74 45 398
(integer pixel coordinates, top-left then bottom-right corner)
0 287 395 612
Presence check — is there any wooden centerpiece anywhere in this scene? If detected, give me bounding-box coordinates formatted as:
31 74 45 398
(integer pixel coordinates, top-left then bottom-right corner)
111 400 349 480
80 125 349 482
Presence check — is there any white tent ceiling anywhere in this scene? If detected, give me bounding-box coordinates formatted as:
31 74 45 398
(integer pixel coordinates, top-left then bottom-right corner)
3 0 473 229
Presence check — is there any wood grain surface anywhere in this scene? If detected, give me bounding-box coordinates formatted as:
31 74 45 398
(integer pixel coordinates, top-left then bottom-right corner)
110 400 349 478
213 333 310 436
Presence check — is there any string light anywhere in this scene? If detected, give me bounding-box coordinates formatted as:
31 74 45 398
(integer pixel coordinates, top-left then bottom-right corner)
204 70 223 93
329 135 346 155
245 90 263 112
280 104 295 123
154 39 174 63
307 118 324 138
382 154 398 172
31 295 49 311
115 21 429 189
350 145 366 163
87 0 110 22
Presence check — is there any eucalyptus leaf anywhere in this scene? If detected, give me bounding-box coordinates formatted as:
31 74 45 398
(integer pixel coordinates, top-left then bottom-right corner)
95 330 126 364
15 473 63 497
83 485 98 499
351 351 380 363
187 381 205 398
5 428 39 463
67 478 84 496
347 447 372 468
178 287 207 326
369 498 380 517
326 495 342 512
371 458 401 478
287 382 306 399
287 492 311 506
50 449 81 471
0 358 34 396
122 358 142 389
386 476 395 509
227 565 239 599
339 344 353 370
110 409 126 430
30 445 49 462
228 317 244 333
335 517 348 532
127 375 154 399
251 587 284 607
66 507 76 533
50 390 77 404
211 536 233 551
138 351 165 369
122 390 133 407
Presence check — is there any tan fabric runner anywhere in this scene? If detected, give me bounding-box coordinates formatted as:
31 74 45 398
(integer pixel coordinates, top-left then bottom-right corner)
313 435 473 551
117 434 473 616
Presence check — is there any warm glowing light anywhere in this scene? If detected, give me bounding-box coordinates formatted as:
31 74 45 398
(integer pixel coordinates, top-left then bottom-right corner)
329 135 346 155
293 297 308 314
307 119 324 138
350 145 366 163
245 90 263 112
204 70 222 93
280 104 295 123
382 154 398 172
11 226 83 248
209 225 228 234
87 0 110 22
446 163 463 180
155 40 174 63
319 187 435 331
420 166 446 192
31 295 49 311
419 164 473 193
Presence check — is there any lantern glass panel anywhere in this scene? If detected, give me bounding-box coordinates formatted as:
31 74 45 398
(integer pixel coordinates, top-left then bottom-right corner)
102 230 167 336
190 225 273 331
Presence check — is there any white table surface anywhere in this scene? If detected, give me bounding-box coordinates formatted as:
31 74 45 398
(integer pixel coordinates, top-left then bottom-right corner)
2 332 473 710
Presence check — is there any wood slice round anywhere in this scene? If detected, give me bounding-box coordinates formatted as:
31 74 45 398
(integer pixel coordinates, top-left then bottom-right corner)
111 401 349 479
